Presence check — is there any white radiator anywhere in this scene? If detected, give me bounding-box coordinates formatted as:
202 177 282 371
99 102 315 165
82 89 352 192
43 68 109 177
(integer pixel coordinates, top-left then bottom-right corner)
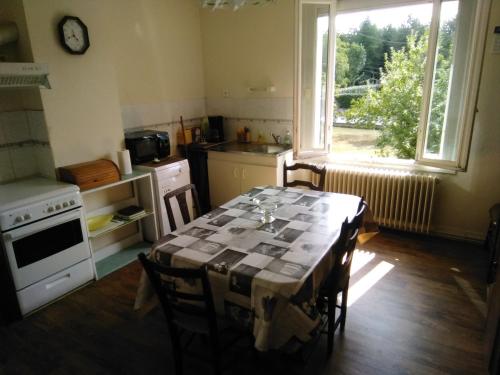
320 166 438 233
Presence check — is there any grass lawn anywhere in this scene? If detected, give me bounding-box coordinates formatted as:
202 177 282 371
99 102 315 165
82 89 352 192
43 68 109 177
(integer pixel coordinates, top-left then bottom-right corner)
331 126 383 158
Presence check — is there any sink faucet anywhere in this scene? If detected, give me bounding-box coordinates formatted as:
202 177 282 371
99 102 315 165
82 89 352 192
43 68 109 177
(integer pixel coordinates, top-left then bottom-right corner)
271 133 281 144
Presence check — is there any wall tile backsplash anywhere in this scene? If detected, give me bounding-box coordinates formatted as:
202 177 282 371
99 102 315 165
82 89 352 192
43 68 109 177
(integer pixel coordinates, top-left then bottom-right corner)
0 110 55 183
122 97 294 157
222 117 292 144
206 97 293 143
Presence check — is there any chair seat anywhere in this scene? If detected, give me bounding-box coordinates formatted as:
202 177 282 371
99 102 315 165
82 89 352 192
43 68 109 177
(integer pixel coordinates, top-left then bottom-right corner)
173 303 244 337
319 271 349 297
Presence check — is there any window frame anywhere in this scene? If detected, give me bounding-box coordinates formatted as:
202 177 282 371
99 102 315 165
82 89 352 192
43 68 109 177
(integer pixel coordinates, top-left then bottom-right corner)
293 0 337 159
294 0 491 171
416 0 491 170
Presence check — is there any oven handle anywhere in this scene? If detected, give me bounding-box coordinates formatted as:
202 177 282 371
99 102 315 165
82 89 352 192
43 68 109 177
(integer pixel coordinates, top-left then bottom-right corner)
3 208 84 243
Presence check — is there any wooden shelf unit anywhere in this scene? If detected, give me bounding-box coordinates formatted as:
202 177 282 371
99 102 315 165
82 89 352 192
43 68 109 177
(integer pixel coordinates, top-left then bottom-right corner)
81 171 159 279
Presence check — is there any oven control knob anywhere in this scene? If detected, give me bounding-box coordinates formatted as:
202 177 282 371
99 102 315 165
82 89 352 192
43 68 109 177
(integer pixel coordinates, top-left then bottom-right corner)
24 214 32 220
47 206 54 212
55 204 62 210
63 202 69 208
69 200 76 205
15 216 24 223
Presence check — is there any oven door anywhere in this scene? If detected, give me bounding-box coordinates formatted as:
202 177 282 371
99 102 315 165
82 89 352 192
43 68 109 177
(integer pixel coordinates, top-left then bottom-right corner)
2 208 91 290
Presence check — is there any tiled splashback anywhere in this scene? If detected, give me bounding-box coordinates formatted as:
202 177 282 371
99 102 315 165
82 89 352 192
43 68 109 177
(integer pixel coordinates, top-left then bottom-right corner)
121 97 294 152
121 99 205 155
0 111 55 183
206 97 293 143
222 117 292 143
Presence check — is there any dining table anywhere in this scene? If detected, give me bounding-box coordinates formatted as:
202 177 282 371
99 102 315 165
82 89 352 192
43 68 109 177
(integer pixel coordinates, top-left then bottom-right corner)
135 185 377 352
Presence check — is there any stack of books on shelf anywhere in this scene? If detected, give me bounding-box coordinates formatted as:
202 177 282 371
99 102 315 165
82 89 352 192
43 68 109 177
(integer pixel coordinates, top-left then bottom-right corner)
115 205 146 221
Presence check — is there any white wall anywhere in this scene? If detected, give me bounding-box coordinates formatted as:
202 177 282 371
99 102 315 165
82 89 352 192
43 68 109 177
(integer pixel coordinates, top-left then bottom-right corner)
19 0 207 167
200 0 500 240
200 1 294 142
22 0 125 167
432 0 500 240
105 0 206 130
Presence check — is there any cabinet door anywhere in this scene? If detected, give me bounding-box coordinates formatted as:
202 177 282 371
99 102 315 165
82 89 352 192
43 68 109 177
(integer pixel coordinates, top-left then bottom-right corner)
208 159 241 208
240 164 277 194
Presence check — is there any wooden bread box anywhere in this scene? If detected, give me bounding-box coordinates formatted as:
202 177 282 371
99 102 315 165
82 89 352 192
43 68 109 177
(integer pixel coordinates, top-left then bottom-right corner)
58 159 121 191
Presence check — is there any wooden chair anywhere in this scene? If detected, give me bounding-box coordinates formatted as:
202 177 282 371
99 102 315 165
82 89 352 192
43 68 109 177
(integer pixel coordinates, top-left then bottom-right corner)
164 184 201 232
138 253 247 375
318 199 367 356
283 162 326 191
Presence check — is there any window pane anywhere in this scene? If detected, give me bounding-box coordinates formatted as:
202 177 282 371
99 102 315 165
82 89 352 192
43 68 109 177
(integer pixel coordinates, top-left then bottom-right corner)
424 0 476 161
333 4 431 160
300 4 330 151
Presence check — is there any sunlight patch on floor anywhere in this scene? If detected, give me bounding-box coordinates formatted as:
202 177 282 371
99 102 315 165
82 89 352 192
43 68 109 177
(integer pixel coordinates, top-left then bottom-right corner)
453 275 487 318
350 249 376 277
347 260 394 307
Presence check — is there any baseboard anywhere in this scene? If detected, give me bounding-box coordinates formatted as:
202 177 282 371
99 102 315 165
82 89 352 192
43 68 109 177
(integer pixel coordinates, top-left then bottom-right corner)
378 226 485 246
430 226 485 244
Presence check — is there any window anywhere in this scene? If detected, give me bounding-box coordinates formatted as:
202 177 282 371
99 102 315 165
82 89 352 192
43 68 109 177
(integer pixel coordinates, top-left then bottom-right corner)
294 0 490 170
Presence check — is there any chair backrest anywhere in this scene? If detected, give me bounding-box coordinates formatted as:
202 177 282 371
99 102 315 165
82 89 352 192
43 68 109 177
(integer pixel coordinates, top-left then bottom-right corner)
330 198 367 288
331 220 359 288
351 198 367 229
283 162 326 191
164 184 201 232
138 253 218 336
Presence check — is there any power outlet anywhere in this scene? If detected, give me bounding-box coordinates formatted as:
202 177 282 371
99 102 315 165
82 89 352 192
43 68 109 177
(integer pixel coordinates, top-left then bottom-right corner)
222 89 230 98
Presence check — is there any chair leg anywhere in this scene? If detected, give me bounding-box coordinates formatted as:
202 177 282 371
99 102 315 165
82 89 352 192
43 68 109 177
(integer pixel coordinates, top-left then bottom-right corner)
327 293 336 357
170 327 183 375
209 336 222 375
340 286 349 332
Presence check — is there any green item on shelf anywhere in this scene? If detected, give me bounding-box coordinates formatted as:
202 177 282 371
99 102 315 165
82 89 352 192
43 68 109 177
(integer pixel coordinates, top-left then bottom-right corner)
86 214 114 232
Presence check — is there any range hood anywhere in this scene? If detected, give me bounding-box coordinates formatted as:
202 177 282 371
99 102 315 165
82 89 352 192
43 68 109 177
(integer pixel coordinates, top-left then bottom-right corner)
0 62 51 89
0 23 50 89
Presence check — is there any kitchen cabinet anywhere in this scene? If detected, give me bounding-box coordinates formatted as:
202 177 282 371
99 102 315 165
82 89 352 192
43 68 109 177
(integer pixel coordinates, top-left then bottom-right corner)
208 148 292 207
81 171 158 279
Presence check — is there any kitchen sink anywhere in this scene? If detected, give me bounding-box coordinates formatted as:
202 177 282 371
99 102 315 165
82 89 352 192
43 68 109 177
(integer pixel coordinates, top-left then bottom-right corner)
247 144 288 154
210 142 292 156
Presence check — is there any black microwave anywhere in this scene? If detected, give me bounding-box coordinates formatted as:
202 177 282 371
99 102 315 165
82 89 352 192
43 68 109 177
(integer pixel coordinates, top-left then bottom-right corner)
125 130 170 164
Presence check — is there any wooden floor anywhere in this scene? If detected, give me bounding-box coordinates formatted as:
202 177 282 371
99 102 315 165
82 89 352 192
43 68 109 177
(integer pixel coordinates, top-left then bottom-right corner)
0 231 489 374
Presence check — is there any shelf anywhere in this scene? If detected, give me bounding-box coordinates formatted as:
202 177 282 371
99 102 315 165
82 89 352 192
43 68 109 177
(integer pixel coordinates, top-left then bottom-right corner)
81 170 151 196
87 211 154 238
95 241 151 279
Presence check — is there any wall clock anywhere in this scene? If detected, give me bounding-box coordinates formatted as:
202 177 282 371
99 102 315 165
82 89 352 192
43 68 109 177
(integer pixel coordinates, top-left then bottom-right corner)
57 16 90 55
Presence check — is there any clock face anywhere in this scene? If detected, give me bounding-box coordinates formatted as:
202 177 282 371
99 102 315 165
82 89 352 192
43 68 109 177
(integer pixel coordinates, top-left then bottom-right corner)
58 16 90 55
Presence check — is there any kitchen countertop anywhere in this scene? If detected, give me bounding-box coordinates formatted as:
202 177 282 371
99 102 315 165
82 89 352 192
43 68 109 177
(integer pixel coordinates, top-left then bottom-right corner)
208 141 292 157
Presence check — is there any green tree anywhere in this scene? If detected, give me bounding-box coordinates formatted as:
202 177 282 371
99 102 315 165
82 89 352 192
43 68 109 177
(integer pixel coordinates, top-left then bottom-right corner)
345 33 428 159
346 42 366 84
341 17 427 82
343 19 382 81
335 38 367 88
335 37 351 88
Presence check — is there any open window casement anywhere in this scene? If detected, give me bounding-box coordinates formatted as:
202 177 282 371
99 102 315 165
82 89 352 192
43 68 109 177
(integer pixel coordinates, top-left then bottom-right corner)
415 0 490 171
294 0 337 159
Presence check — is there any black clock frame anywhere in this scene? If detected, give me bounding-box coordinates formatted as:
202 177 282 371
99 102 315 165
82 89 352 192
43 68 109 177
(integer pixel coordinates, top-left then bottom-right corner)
57 16 90 55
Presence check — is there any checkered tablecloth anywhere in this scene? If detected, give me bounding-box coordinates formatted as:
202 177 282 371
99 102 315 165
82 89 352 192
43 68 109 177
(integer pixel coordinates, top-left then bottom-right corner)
135 186 367 352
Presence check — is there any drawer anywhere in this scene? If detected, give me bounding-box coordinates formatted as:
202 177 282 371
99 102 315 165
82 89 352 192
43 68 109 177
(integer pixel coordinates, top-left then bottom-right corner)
17 258 94 315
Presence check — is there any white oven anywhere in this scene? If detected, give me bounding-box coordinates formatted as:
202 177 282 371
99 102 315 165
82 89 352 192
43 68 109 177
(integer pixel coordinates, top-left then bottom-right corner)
0 178 94 316
2 207 90 291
